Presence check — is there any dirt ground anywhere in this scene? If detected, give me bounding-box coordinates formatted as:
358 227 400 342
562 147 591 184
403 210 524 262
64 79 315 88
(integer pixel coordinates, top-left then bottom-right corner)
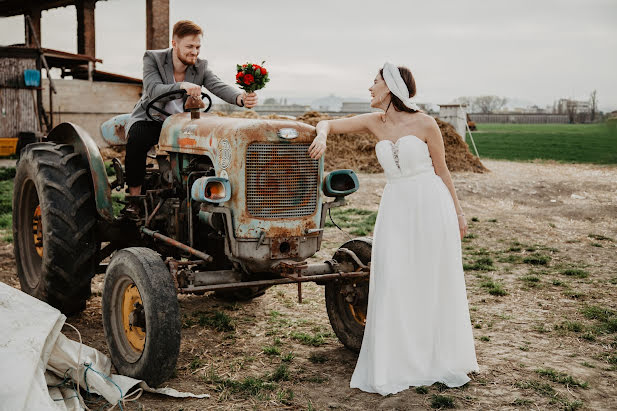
1 159 616 410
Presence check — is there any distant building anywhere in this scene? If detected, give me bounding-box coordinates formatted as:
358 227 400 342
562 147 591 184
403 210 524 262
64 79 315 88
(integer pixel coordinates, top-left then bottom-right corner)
556 98 590 114
340 101 372 113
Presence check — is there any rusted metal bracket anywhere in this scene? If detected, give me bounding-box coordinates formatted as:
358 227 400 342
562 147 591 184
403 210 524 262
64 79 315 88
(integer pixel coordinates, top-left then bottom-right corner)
277 261 309 303
141 227 213 262
177 270 369 294
335 247 368 270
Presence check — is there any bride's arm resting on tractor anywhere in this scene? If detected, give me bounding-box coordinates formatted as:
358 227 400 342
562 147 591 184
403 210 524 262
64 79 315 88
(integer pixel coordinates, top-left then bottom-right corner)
308 113 376 160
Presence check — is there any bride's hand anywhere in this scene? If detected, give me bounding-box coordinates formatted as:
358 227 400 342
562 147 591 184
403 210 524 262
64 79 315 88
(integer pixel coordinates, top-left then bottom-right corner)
458 215 468 239
308 134 327 159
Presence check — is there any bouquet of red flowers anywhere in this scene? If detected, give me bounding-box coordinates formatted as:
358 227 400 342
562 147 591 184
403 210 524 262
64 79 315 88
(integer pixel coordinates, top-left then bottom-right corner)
236 61 270 93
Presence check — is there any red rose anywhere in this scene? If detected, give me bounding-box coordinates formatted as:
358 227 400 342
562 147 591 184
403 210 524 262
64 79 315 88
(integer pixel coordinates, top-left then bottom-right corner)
260 67 267 75
242 64 247 68
236 71 244 81
252 64 259 71
243 74 254 85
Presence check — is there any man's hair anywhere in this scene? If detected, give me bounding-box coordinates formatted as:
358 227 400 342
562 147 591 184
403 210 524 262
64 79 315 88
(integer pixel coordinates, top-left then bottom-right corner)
172 20 203 39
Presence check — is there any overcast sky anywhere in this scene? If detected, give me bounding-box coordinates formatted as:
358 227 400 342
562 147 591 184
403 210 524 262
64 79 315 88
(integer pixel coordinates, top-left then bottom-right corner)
1 0 616 110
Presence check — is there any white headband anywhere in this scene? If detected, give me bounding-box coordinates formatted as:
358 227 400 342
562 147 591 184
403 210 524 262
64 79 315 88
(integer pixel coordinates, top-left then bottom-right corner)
382 62 420 111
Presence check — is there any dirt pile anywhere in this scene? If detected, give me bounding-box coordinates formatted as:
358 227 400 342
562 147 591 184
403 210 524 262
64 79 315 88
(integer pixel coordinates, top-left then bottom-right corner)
296 111 488 173
435 117 488 173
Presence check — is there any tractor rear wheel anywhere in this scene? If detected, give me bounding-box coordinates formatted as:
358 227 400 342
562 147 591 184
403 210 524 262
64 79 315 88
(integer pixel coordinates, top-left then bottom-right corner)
13 142 97 314
102 248 180 387
325 237 372 353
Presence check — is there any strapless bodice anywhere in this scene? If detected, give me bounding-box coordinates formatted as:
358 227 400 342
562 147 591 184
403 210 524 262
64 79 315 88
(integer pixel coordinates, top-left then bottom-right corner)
375 135 435 182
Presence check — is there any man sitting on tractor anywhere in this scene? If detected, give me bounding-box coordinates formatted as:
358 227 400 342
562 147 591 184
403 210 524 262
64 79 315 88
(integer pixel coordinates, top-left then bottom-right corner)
124 20 258 215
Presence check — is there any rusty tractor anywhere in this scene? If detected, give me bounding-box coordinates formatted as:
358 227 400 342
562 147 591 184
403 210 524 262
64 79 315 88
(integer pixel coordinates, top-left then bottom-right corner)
13 90 370 387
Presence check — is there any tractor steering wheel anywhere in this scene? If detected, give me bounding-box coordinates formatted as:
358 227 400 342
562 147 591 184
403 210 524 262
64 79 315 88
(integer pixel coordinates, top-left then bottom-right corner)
145 89 212 122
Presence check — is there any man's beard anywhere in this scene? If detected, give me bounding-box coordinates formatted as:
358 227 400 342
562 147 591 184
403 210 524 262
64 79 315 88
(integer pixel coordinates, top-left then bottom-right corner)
178 53 197 66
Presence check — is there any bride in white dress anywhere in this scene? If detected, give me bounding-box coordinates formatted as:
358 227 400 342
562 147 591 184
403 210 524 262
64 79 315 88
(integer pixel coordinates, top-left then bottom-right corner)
308 62 479 396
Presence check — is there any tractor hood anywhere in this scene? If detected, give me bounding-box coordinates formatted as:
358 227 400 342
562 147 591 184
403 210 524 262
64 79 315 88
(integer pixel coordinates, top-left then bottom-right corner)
158 113 316 157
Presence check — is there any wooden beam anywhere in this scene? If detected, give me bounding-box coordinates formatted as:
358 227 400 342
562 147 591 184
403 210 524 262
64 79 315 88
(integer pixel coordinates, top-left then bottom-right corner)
0 0 75 18
146 0 169 50
76 0 96 58
24 6 41 48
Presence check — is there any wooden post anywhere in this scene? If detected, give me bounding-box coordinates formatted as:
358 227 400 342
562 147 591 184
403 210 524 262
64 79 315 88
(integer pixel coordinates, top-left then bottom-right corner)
146 0 170 50
76 0 96 58
24 7 41 48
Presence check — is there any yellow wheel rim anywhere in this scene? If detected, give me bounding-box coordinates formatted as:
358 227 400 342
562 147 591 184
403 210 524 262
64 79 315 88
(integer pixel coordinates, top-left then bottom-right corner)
121 284 146 352
349 303 366 326
33 205 43 257
347 278 368 326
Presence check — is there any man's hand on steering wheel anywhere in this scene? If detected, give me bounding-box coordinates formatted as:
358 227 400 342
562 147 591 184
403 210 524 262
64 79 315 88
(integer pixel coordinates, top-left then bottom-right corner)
145 89 212 122
180 82 201 98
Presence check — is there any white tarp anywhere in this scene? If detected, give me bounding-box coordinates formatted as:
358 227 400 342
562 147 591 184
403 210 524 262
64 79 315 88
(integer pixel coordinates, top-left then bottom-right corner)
0 282 208 411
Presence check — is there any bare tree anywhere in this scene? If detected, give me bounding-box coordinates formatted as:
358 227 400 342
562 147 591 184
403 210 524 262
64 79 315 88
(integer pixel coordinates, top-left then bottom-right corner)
565 99 577 123
453 96 475 112
590 90 598 121
474 95 508 113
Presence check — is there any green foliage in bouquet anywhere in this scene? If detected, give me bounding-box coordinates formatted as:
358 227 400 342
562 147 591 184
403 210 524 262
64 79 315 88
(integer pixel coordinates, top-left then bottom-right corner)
236 61 270 93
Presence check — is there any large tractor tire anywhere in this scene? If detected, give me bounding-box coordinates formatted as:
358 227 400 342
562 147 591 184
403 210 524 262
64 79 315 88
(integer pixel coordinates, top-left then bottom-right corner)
325 237 372 353
102 248 180 387
13 142 98 314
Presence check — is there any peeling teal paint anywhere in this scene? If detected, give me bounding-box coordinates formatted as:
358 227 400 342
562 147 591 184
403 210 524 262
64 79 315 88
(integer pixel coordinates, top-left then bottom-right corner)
100 114 131 146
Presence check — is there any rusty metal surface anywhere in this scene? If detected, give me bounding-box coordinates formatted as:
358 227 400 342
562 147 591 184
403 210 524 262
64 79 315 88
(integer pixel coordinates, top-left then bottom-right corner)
46 122 114 221
159 114 324 240
141 227 213 262
245 143 319 218
100 113 130 146
184 95 205 110
200 204 323 272
270 237 299 259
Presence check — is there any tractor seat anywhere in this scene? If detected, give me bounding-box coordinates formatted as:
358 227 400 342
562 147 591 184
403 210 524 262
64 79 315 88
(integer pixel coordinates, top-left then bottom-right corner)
100 114 131 146
101 114 158 159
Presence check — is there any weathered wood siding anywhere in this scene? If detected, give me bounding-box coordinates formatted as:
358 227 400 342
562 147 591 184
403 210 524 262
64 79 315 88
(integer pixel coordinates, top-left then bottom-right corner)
0 56 40 138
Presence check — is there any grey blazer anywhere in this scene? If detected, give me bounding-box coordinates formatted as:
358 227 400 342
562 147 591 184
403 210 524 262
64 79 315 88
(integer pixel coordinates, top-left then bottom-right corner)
126 48 242 137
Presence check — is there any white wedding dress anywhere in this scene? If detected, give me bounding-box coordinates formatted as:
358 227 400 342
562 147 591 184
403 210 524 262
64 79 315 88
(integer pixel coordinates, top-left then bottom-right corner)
350 135 479 396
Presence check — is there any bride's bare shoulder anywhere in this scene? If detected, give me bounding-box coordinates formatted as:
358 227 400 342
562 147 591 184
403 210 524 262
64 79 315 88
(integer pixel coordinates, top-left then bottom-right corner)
414 111 436 124
411 113 440 140
414 113 438 129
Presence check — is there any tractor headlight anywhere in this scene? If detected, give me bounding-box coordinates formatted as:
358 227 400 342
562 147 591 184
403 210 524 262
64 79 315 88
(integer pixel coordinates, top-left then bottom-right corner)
322 169 359 198
191 177 231 203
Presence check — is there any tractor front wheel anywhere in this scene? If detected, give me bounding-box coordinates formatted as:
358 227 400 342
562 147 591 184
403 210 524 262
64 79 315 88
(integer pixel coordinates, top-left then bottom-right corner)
325 237 372 353
102 248 180 387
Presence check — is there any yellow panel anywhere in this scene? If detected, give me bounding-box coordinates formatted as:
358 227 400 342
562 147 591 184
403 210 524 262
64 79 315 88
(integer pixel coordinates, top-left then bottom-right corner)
0 138 18 156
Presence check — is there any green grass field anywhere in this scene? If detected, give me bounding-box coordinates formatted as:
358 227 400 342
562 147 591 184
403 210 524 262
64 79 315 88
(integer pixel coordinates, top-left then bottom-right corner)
470 123 617 164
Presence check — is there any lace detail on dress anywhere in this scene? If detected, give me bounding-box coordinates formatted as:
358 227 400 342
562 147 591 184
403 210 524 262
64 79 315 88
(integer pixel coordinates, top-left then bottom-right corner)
386 140 401 170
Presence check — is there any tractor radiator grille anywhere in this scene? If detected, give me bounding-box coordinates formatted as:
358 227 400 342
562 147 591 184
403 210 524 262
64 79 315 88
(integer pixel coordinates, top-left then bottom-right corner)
246 143 319 218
